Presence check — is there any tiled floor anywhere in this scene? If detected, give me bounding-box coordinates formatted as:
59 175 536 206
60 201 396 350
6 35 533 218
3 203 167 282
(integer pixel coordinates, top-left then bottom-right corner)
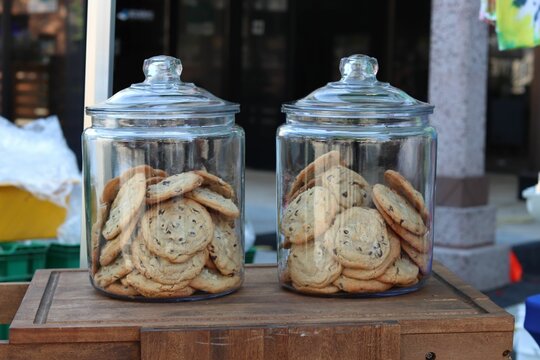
489 173 540 247
245 169 276 236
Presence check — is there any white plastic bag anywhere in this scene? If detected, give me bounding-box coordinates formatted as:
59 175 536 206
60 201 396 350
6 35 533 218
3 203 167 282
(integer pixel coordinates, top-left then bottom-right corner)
0 116 80 207
0 116 81 242
244 220 256 252
56 182 82 244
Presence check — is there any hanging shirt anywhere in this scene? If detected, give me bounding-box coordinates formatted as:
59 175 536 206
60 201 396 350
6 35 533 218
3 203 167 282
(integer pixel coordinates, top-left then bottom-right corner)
496 0 540 50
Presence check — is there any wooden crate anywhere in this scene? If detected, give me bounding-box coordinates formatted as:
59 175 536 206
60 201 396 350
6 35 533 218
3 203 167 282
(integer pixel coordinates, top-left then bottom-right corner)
0 263 514 360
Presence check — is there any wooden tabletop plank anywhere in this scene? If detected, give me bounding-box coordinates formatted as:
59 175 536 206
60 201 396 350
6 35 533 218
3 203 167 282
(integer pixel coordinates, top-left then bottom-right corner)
0 282 28 324
9 264 514 344
401 331 513 360
0 341 139 360
140 323 402 360
432 263 511 315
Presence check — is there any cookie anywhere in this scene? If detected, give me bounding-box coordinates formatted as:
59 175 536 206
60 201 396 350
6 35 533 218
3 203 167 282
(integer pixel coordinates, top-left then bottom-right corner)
205 250 219 271
146 176 165 186
292 283 340 295
286 150 342 201
185 187 240 219
120 277 131 287
288 241 342 288
280 267 292 283
377 253 419 285
94 255 134 288
281 238 292 250
100 214 140 266
373 197 429 253
141 197 214 263
320 165 371 209
91 203 109 275
341 227 401 280
105 281 140 296
146 172 203 205
401 240 431 274
131 235 206 285
372 184 427 236
102 173 147 240
333 275 393 293
328 207 391 270
152 168 168 178
281 186 339 245
194 170 235 199
208 215 243 276
288 178 317 203
190 268 242 294
125 271 194 298
384 170 429 224
101 177 121 205
100 165 156 204
397 277 420 287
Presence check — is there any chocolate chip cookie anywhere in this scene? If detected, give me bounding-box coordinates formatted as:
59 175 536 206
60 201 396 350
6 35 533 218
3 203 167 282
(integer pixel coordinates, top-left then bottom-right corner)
281 186 339 245
146 172 203 205
208 215 243 276
102 173 147 240
333 275 393 293
401 240 431 274
125 270 194 298
329 207 391 270
372 184 426 236
288 241 342 288
189 268 242 294
194 170 235 199
374 198 429 253
377 253 419 285
320 165 371 209
286 150 342 201
100 213 140 266
384 170 429 224
141 197 214 263
341 227 401 280
94 255 134 288
131 235 206 285
185 187 240 219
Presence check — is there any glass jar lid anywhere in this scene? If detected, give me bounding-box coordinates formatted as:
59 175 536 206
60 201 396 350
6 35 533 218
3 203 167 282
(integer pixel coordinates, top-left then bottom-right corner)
282 54 433 118
86 55 239 118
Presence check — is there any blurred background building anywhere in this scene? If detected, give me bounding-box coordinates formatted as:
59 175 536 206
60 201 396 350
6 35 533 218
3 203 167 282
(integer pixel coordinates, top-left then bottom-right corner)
0 0 535 177
1 0 538 181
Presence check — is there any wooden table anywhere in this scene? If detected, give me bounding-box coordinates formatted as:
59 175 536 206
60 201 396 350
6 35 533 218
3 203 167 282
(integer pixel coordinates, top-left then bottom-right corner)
0 263 514 360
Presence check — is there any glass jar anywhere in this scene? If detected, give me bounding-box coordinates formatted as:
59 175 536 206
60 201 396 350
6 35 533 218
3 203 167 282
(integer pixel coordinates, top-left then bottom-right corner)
83 55 244 301
277 54 436 297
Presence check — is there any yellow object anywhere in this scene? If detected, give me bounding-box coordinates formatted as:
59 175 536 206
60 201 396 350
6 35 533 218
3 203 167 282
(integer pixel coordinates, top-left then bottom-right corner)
0 186 66 242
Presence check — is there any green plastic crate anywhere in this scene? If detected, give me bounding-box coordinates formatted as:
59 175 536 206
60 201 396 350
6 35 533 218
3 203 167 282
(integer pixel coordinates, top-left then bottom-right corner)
245 247 256 264
0 324 8 340
0 242 48 282
46 243 80 269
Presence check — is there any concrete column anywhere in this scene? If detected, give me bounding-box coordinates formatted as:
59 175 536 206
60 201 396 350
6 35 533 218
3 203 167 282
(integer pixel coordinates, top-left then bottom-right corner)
429 0 509 290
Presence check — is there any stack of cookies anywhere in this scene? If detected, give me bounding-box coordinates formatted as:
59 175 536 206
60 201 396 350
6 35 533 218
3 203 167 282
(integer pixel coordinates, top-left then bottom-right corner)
280 151 430 295
91 165 243 299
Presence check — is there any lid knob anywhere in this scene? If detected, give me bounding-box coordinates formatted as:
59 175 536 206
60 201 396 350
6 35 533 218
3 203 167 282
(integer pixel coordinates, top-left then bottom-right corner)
143 55 183 85
339 54 378 83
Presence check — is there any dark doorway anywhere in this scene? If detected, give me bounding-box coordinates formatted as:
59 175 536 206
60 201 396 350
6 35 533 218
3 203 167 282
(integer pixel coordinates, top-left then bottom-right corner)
112 0 431 170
